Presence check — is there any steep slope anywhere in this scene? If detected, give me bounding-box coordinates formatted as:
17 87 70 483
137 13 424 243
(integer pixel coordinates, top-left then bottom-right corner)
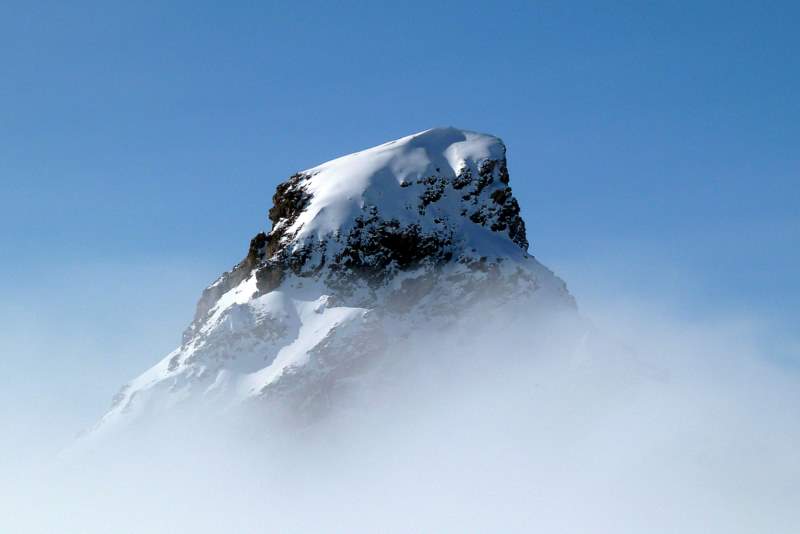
93 127 575 436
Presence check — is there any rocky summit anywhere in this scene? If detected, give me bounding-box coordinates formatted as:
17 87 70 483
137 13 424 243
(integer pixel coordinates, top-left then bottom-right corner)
93 127 576 436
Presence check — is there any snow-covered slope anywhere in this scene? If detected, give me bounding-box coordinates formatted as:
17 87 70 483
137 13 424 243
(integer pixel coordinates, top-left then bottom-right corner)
92 127 575 437
284 127 514 247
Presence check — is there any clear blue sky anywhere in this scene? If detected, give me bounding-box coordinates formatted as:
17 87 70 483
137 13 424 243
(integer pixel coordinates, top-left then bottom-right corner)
1 2 798 436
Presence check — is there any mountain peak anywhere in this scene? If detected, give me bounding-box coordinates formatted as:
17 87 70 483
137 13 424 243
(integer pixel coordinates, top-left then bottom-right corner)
284 127 511 248
88 128 574 439
256 127 528 292
184 127 537 342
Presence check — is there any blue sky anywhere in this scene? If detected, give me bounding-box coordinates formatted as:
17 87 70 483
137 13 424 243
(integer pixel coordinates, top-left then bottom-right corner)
1 2 798 434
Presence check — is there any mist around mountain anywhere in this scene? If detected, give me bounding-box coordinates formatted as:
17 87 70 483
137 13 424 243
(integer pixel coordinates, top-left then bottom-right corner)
8 297 799 534
2 129 797 533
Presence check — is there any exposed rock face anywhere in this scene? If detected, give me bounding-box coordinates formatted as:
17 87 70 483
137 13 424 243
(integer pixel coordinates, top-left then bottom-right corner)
94 127 575 435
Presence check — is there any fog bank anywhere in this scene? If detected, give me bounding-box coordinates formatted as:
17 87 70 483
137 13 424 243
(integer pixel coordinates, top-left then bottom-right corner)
2 291 798 533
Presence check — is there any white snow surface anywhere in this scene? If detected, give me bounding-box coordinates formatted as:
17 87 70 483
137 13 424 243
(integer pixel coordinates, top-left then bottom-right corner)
282 127 515 254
